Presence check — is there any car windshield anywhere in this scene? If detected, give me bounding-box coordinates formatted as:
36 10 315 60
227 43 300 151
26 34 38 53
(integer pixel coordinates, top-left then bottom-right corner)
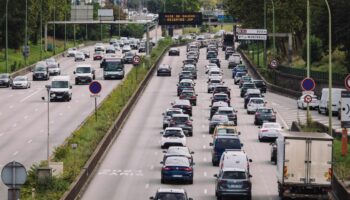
218 110 232 115
0 74 8 78
222 171 247 179
214 95 228 100
244 84 255 88
215 138 241 149
180 82 192 87
211 80 221 84
210 71 220 75
167 147 189 155
263 123 281 129
105 62 123 71
254 81 265 86
217 128 236 134
212 115 228 122
236 73 245 77
14 77 26 81
249 94 261 98
46 59 55 64
166 110 181 117
52 81 68 88
35 66 46 72
155 193 186 200
48 65 57 69
173 116 188 122
216 87 228 92
258 108 273 113
251 99 264 104
182 92 193 97
242 76 251 81
76 67 91 73
76 53 83 56
181 71 192 75
165 157 189 166
183 67 195 72
164 130 183 137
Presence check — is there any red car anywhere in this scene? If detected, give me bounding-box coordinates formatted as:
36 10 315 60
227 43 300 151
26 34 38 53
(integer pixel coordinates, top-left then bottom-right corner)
93 51 104 60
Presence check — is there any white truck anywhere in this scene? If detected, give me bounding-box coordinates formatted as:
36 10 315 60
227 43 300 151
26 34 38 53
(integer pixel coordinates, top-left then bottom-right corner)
276 131 333 199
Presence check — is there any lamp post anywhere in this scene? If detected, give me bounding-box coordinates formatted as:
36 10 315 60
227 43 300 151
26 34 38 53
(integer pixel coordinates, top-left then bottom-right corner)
5 0 9 73
306 0 311 124
271 0 276 56
325 0 332 136
263 0 267 67
53 0 56 55
40 0 43 59
64 0 67 51
25 0 28 66
43 85 51 167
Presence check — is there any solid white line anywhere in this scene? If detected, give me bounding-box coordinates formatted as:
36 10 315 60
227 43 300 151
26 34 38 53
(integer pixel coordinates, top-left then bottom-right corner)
204 189 208 194
203 172 207 177
13 151 18 156
145 184 149 189
27 139 32 144
20 88 43 102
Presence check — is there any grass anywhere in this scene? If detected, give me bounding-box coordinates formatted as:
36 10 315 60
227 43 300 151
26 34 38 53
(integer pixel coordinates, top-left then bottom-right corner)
19 38 173 200
0 38 79 73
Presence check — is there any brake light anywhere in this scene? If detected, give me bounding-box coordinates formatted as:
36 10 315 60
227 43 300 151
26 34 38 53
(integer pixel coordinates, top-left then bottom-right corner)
183 167 192 171
262 129 268 132
162 167 171 171
255 113 260 117
284 166 288 178
271 115 276 119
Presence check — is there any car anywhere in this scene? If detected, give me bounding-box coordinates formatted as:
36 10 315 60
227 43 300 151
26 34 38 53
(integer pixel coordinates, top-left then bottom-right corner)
157 64 172 76
208 68 223 80
182 64 197 79
225 49 234 60
179 89 197 106
138 42 146 53
168 114 193 136
49 76 72 102
94 44 105 52
105 46 116 54
160 127 186 149
244 89 262 108
186 51 199 61
122 51 136 64
234 71 247 84
254 107 277 125
93 51 104 60
228 53 242 68
213 125 240 138
247 98 265 114
209 114 230 134
210 101 229 118
46 58 61 75
214 168 252 200
211 93 230 106
240 82 257 97
179 71 193 81
239 75 253 88
168 47 180 56
74 65 95 85
74 51 85 61
205 63 219 74
215 106 238 125
258 122 283 142
172 99 192 116
122 45 131 53
232 64 248 78
0 73 12 87
160 156 194 184
182 59 197 66
297 94 319 110
11 76 30 89
129 40 139 50
219 150 252 173
253 79 267 93
210 135 242 165
162 146 194 165
209 58 221 68
162 108 183 129
150 188 193 200
81 50 90 58
207 78 223 93
177 79 195 96
67 47 77 57
109 38 118 45
213 85 231 99
32 61 49 80
206 51 217 60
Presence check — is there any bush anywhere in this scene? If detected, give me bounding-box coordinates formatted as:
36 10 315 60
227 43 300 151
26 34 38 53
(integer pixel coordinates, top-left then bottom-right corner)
302 35 323 64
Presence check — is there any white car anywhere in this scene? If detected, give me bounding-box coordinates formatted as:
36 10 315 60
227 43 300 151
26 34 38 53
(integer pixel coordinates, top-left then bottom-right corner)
74 51 85 62
297 94 319 110
247 98 265 114
160 127 186 149
12 76 30 89
258 122 283 142
122 45 131 53
67 47 77 57
205 63 219 74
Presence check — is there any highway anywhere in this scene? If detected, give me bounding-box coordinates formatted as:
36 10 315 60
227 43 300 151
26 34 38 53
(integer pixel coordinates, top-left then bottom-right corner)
81 45 282 199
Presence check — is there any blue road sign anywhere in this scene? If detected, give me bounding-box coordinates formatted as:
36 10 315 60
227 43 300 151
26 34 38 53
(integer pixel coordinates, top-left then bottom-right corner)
301 78 316 91
89 81 102 94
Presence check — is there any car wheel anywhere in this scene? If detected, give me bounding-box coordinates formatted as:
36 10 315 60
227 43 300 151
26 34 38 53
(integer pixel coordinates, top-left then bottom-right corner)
258 136 262 142
254 120 257 125
188 179 193 184
161 178 165 184
318 108 321 114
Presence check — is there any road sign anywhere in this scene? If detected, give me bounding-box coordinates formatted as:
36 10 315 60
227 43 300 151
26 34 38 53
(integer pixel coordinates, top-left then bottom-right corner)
341 91 350 128
89 81 102 95
301 78 316 91
158 12 203 25
269 59 279 69
1 161 27 188
236 28 267 35
304 95 313 103
345 74 350 90
132 55 141 65
237 35 267 41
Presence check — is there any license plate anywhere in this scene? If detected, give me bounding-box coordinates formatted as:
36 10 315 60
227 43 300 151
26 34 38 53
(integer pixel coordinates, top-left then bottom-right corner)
81 79 86 82
173 175 182 177
57 96 62 99
228 185 241 189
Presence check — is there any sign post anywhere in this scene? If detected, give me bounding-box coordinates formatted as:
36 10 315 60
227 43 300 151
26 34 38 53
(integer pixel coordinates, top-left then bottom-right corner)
133 55 141 83
1 161 27 200
89 81 102 121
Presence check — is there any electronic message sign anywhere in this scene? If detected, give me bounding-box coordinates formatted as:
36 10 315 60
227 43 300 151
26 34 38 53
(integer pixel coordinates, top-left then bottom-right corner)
158 12 203 25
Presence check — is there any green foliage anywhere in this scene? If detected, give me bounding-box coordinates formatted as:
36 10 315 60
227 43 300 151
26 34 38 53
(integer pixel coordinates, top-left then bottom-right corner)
302 35 323 64
121 24 145 39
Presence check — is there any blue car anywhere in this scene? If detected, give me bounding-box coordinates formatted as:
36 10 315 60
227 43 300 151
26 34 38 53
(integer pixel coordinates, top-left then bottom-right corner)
210 135 242 166
161 156 194 184
232 64 248 78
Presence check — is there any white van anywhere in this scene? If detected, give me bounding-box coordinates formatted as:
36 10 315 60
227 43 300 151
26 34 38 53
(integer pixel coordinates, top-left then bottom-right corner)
49 76 72 102
219 150 252 174
318 88 345 115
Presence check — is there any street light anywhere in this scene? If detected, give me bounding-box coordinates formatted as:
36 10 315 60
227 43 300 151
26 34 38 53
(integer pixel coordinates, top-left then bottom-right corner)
53 0 56 55
271 0 276 56
40 0 43 59
325 0 332 136
5 0 9 73
25 0 28 66
42 85 51 167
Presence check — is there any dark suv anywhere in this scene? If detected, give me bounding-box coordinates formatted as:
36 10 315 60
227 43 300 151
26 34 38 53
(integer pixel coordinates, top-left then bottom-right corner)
168 114 193 136
213 86 231 99
32 62 50 80
210 135 242 165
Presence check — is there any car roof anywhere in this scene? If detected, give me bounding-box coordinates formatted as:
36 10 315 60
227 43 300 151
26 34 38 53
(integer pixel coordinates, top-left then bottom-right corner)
180 79 194 83
52 76 70 81
172 114 189 118
166 108 183 112
165 127 183 131
76 64 92 68
174 99 191 105
218 106 234 111
212 101 229 106
215 134 240 139
157 188 186 193
222 168 247 172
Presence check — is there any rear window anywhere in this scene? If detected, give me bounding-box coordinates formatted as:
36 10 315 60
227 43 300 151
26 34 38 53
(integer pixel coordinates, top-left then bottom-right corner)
251 99 264 104
166 110 181 116
215 138 241 149
217 128 236 134
165 157 189 166
173 116 188 122
258 108 273 113
164 130 183 137
222 171 247 179
156 193 186 200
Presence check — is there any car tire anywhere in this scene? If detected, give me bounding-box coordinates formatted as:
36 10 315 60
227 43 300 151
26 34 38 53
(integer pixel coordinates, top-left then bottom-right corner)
188 179 193 184
254 120 257 125
258 137 262 142
161 178 165 184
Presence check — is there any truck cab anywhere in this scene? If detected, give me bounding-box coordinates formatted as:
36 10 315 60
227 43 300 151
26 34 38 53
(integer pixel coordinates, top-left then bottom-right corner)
49 76 72 102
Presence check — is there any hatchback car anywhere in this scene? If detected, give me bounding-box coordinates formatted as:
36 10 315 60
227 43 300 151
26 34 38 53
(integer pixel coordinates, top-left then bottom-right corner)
168 47 180 56
182 64 197 79
254 107 277 125
162 108 183 129
179 89 197 106
210 101 229 118
177 79 195 96
67 47 77 57
206 51 217 60
213 85 231 99
122 51 136 64
168 114 193 136
258 122 283 142
122 45 131 53
74 51 85 62
247 98 265 114
93 51 104 60
172 99 192 116
209 115 230 134
239 76 253 88
12 76 30 89
234 71 247 84
160 156 194 184
150 188 193 200
32 62 49 80
46 58 60 75
160 127 186 149
157 64 172 76
207 79 223 93
179 71 193 81
209 58 221 68
244 89 263 108
232 64 248 78
0 73 12 87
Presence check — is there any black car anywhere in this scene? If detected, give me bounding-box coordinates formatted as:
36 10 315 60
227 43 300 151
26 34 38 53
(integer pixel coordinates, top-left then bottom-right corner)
172 99 192 116
206 51 217 60
240 83 257 97
32 62 50 80
177 80 195 96
157 64 171 76
0 73 12 87
122 52 136 64
168 114 193 136
253 80 267 93
179 71 193 81
213 86 231 99
168 47 180 56
209 58 221 68
254 107 277 125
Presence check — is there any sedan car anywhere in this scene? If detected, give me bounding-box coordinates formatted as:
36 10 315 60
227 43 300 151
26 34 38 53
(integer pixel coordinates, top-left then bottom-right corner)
240 82 256 97
163 146 194 165
122 45 131 53
207 78 223 93
93 51 104 60
0 73 12 87
46 58 61 75
67 47 77 57
258 122 283 142
297 94 319 110
74 51 85 62
209 58 221 68
210 101 229 118
179 71 193 81
209 115 230 134
160 156 194 184
122 52 136 64
162 108 183 129
234 71 247 84
254 107 276 125
168 113 193 136
150 188 193 200
179 89 198 106
215 106 238 125
160 127 186 149
177 79 195 96
239 75 253 88
168 47 180 56
12 76 30 89
157 64 171 76
206 51 218 60
213 85 231 99
81 50 90 58
172 99 192 116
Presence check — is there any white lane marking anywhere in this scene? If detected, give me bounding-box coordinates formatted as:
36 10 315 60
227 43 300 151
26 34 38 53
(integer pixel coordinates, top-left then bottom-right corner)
12 123 17 128
27 139 32 144
13 151 18 156
203 157 207 162
9 105 14 109
0 133 4 137
20 88 43 102
24 115 29 120
145 184 149 189
202 145 206 149
204 172 207 177
150 165 154 170
204 189 208 194
34 108 38 112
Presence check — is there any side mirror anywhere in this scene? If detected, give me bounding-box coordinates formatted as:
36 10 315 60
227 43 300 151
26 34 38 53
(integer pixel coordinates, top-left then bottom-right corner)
238 132 241 135
258 126 261 129
191 151 194 154
282 126 285 129
70 85 72 89
162 150 167 153
241 143 244 147
189 198 193 200
162 113 165 116
150 197 155 200
171 103 174 105
249 159 253 162
73 71 76 74
160 161 164 164
249 174 253 178
209 142 213 146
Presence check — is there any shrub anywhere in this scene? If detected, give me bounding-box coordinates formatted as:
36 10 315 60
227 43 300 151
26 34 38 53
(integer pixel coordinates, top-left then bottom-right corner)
302 35 323 64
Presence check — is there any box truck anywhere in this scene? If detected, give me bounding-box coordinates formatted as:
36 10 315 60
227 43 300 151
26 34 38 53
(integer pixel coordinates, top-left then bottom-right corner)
276 131 333 199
